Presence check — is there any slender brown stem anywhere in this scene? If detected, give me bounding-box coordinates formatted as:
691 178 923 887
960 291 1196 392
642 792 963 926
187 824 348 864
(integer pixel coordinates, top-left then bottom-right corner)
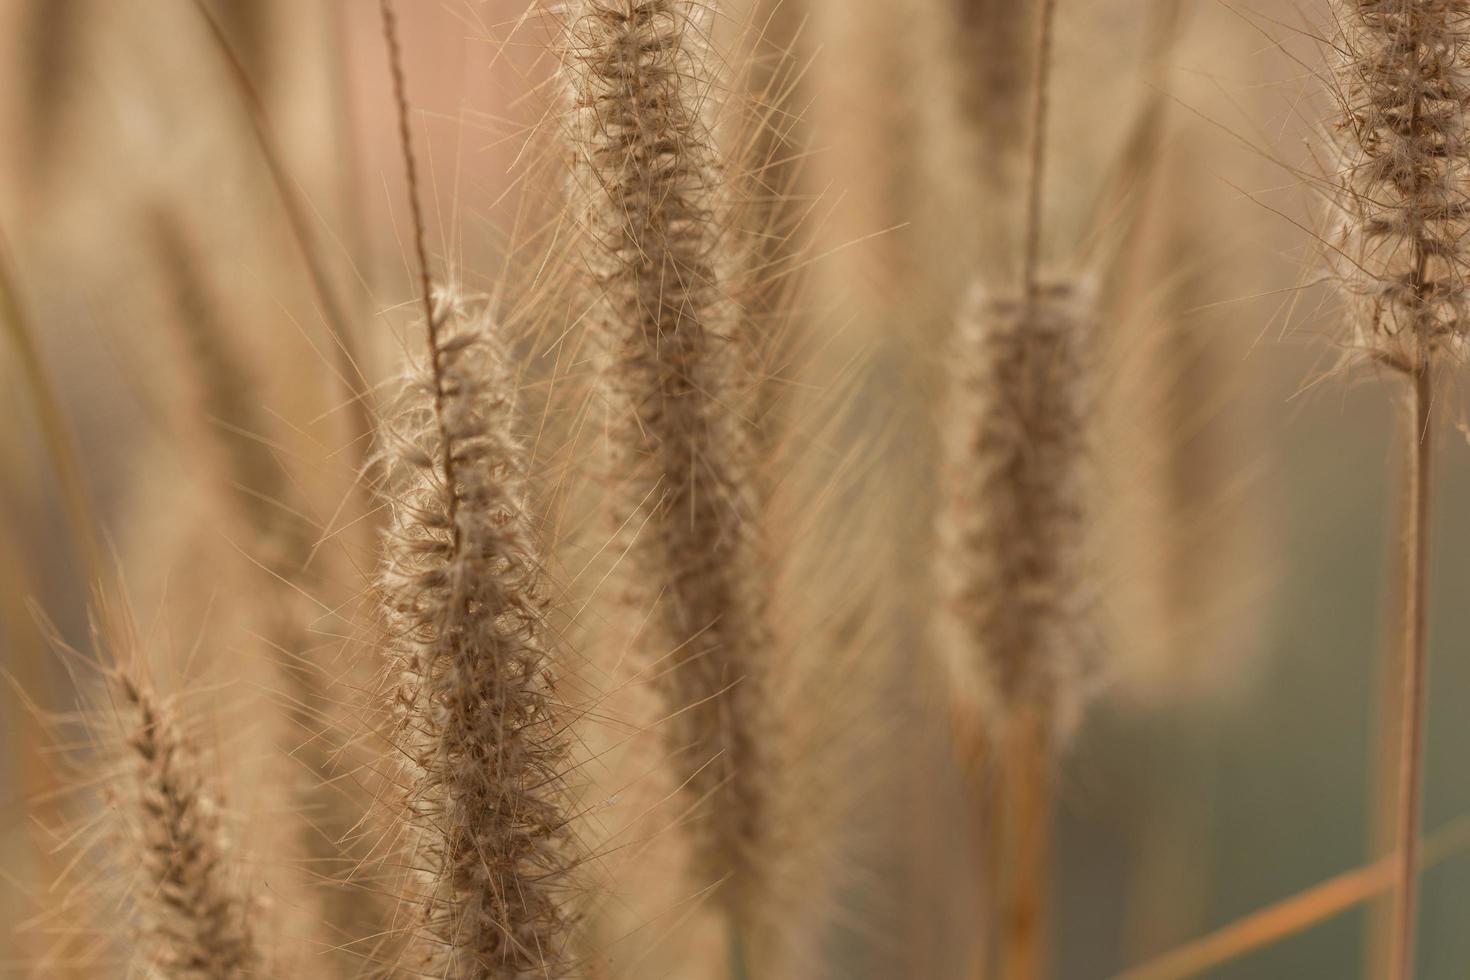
955 711 997 980
1365 444 1410 977
377 0 462 552
1000 707 1052 980
1114 859 1389 980
377 0 436 361
1110 810 1470 980
1022 0 1057 304
973 745 1001 980
1388 361 1432 980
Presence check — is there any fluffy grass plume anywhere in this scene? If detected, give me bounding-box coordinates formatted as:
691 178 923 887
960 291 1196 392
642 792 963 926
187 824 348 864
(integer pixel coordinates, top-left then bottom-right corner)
936 282 1095 744
378 291 581 978
560 0 776 922
1329 0 1470 369
113 677 261 977
376 2 581 970
98 603 263 978
375 289 582 979
1325 3 1470 977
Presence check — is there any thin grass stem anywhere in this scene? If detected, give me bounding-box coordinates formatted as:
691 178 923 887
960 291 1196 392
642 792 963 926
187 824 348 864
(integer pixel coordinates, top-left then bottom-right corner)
1022 0 1057 304
1112 811 1470 980
1389 362 1432 980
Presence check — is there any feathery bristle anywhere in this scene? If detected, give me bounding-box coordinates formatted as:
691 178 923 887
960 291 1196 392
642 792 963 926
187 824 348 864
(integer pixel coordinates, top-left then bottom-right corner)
1331 0 1470 366
113 668 261 978
379 292 578 978
936 281 1095 743
561 0 775 913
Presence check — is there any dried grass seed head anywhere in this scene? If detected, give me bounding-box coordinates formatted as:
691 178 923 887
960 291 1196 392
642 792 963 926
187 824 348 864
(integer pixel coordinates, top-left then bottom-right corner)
561 0 777 915
937 280 1097 744
103 653 262 979
1331 0 1470 366
379 290 579 978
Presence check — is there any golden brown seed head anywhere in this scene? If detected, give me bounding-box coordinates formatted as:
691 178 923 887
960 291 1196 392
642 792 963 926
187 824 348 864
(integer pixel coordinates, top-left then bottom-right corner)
379 293 577 979
936 281 1095 743
115 670 261 979
1331 0 1470 365
561 0 775 915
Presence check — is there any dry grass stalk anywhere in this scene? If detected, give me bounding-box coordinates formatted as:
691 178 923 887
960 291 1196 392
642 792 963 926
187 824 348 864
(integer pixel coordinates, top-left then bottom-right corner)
1112 811 1470 980
379 292 579 977
1325 4 1470 977
1021 0 1057 302
995 704 1052 980
1390 344 1433 980
1366 451 1410 976
561 0 776 926
101 611 262 978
